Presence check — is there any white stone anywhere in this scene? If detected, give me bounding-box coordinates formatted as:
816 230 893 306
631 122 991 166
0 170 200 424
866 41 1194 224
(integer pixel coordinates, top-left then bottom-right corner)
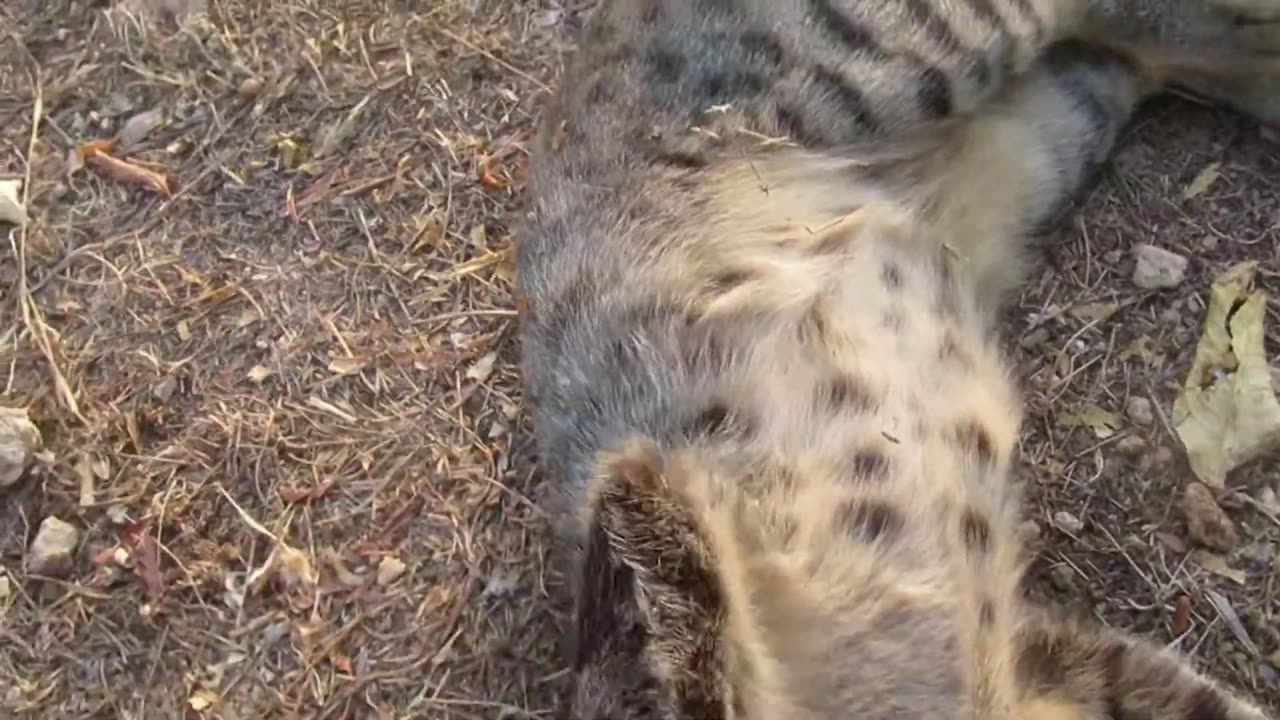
1132 244 1188 290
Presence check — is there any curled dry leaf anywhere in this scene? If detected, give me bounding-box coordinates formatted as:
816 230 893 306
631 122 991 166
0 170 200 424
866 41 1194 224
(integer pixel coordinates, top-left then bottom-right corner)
246 541 317 596
1056 403 1120 439
79 139 174 196
1173 262 1280 488
376 555 406 586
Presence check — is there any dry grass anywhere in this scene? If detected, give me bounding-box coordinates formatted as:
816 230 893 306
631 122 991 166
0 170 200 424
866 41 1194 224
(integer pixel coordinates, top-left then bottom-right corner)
1 1 1278 718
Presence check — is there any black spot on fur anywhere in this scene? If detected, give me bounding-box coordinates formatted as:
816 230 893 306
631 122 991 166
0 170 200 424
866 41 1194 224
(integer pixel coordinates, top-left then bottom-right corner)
574 517 638 668
640 0 662 22
916 65 954 118
710 269 755 293
823 373 875 413
882 262 903 290
840 499 902 543
649 49 686 83
939 331 969 367
953 419 997 465
809 0 881 53
812 65 880 133
849 450 890 483
1185 686 1231 720
1015 628 1065 688
961 508 991 555
587 75 616 105
902 0 962 51
739 30 786 66
776 104 817 143
956 0 1005 31
979 599 995 627
686 403 731 438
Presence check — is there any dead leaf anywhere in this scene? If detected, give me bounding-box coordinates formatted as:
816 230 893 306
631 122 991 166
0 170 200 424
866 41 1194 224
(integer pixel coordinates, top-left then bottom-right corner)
327 356 367 375
247 541 317 596
320 548 365 587
81 141 173 195
77 458 95 507
1183 161 1221 199
314 95 371 159
1057 403 1120 439
0 178 28 226
247 365 273 384
465 352 497 383
132 534 165 599
1069 302 1118 324
188 689 218 712
1173 262 1280 488
277 479 333 504
376 555 406 586
1120 335 1156 366
1191 550 1247 585
1172 595 1192 635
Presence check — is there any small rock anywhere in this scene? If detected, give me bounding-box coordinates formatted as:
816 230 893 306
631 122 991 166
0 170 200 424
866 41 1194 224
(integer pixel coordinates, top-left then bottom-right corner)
1017 519 1041 543
117 107 166 150
1053 511 1084 535
153 376 177 403
1018 327 1050 350
1 406 43 487
1125 396 1155 427
1115 435 1148 456
28 516 80 577
482 568 519 599
1132 244 1188 290
238 76 264 98
376 555 406 586
1183 482 1239 552
1050 564 1076 592
1152 446 1175 466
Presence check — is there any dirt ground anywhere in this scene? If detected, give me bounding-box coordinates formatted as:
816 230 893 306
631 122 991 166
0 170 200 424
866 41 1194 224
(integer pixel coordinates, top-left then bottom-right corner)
1 1 1278 718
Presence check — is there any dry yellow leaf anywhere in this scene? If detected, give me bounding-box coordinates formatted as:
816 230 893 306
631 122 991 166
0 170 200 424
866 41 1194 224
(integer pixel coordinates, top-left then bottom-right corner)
0 179 27 226
188 689 218 712
1173 262 1280 488
1057 403 1120 439
377 555 407 586
1183 161 1221 200
328 356 367 375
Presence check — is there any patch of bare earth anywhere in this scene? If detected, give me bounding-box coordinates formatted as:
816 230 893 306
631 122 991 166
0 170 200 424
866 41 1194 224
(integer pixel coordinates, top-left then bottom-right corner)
1 1 1277 718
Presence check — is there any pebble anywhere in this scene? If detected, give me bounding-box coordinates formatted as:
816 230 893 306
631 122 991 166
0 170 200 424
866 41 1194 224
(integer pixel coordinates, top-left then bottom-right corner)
1053 510 1084 535
1115 435 1148 456
1183 482 1239 552
1050 564 1077 592
28 516 80 577
1132 244 1188 290
1125 396 1155 427
1 406 42 488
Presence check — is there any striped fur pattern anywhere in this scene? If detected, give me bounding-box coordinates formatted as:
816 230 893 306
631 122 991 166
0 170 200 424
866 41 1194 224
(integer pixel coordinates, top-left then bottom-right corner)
516 0 1280 718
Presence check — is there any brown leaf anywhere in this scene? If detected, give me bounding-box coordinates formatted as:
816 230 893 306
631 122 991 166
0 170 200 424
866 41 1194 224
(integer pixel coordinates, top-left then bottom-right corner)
132 534 165 599
82 142 173 196
277 479 334 504
1172 595 1192 635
